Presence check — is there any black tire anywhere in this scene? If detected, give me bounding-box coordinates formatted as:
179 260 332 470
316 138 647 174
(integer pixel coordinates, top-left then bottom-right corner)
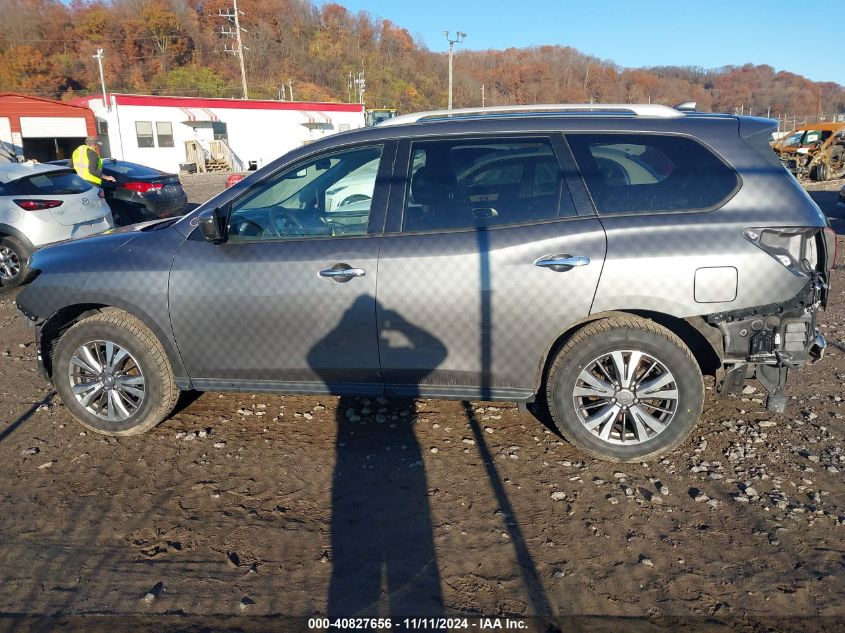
53 310 179 436
0 235 30 288
545 316 704 462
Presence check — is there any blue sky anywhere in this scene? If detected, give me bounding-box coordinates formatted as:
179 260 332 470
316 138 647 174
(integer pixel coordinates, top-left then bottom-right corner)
336 0 844 85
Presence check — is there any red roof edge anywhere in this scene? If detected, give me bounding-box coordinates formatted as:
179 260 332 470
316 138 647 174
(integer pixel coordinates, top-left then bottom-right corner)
0 92 95 113
100 93 364 113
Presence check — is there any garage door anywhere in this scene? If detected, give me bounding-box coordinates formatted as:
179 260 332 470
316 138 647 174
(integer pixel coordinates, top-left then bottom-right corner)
19 117 88 138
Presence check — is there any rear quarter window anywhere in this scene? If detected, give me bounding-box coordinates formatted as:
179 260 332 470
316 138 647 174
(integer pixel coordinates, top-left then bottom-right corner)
6 170 92 195
567 133 740 214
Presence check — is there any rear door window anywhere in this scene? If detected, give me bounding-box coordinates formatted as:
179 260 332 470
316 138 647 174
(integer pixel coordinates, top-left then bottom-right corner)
402 137 575 232
6 170 92 195
567 133 739 214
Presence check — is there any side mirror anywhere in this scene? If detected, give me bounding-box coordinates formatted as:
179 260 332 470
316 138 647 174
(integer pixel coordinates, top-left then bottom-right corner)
197 207 226 242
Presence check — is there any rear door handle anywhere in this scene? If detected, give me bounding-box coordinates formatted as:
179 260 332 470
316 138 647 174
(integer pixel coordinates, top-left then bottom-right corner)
319 264 366 282
534 254 591 271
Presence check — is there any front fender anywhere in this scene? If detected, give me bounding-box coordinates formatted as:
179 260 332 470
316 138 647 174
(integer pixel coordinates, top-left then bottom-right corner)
16 226 191 386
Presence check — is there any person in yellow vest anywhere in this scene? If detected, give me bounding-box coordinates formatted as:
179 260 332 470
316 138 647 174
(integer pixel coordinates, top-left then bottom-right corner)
69 137 115 186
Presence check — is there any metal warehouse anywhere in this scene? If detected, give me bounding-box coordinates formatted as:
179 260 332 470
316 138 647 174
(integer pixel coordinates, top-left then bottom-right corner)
76 94 367 174
0 93 97 163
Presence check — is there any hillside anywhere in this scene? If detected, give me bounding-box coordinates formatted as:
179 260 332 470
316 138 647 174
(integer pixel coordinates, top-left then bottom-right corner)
1 0 844 117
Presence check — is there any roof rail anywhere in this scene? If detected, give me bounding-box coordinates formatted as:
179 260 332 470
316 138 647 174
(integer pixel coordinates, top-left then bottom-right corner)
378 103 685 126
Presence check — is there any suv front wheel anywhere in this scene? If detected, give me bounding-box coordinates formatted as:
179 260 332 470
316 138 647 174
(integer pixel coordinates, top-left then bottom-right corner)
546 316 704 462
53 310 180 435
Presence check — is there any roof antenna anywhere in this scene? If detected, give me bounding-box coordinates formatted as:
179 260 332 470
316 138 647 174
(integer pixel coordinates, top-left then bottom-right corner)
674 101 697 112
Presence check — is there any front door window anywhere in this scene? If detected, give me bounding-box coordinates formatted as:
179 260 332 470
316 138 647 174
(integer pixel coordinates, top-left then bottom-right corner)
227 145 383 241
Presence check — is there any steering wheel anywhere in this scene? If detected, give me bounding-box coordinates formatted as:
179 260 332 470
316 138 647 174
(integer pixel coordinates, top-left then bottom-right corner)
268 206 311 237
232 218 266 239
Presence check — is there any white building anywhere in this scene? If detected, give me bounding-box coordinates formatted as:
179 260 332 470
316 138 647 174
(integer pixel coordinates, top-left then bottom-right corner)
75 94 366 173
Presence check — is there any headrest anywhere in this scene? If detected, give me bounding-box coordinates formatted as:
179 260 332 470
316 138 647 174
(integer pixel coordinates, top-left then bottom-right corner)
411 166 456 206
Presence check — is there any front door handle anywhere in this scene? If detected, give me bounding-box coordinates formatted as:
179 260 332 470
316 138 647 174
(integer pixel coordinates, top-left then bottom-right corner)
534 254 591 271
319 263 366 282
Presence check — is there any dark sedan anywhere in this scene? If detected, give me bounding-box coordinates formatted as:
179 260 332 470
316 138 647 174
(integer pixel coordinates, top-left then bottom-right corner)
51 159 188 225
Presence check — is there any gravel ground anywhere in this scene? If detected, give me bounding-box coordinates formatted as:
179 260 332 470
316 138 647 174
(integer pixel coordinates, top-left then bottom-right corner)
179 171 232 207
0 178 843 633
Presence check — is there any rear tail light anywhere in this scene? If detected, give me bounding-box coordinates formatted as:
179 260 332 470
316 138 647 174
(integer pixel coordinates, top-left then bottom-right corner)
13 199 63 211
122 182 163 193
823 227 838 272
742 227 822 276
226 173 246 188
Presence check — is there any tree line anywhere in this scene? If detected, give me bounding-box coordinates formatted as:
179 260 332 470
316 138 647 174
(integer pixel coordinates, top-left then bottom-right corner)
1 0 843 117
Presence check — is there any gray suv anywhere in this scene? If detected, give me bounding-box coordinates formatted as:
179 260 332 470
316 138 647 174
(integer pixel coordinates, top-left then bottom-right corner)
15 104 837 462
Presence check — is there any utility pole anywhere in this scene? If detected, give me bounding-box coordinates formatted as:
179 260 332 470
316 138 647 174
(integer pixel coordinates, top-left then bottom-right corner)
443 30 466 110
219 0 249 99
352 71 365 104
93 48 108 111
481 83 485 107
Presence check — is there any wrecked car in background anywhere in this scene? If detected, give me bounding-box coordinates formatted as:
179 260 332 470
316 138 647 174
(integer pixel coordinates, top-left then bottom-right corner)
772 122 845 181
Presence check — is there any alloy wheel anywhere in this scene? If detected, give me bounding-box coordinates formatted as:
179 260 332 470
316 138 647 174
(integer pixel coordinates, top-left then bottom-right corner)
572 350 679 445
68 340 146 422
0 245 20 280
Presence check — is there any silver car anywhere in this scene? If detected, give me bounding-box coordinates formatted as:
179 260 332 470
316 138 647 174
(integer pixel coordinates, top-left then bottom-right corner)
0 163 114 286
16 103 837 461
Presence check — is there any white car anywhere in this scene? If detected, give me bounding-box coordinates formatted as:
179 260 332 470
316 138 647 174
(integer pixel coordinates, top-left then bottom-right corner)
324 159 379 211
0 163 114 287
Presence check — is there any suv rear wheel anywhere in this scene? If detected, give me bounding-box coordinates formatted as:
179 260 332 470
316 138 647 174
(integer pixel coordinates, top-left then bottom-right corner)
546 316 704 462
53 310 179 435
0 236 30 288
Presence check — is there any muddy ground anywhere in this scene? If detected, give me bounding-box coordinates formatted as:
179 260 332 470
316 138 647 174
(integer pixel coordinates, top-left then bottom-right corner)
0 177 843 633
